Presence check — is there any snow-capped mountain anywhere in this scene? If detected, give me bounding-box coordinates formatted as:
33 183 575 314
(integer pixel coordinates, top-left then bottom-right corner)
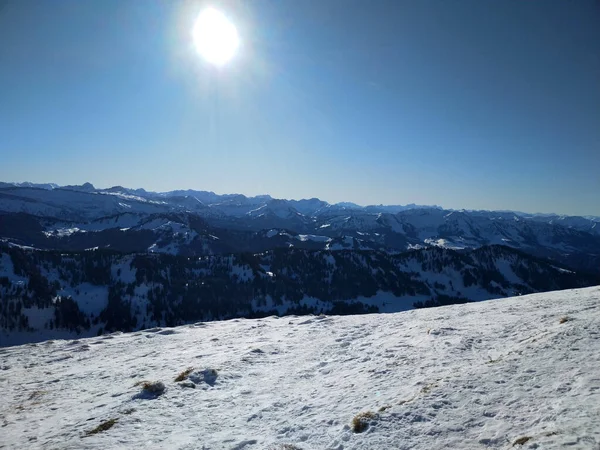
1 182 599 274
0 186 172 220
286 197 329 216
0 181 59 190
1 286 599 448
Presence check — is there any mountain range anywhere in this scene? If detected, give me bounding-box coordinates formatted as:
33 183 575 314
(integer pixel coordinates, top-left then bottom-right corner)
1 182 599 273
1 181 599 344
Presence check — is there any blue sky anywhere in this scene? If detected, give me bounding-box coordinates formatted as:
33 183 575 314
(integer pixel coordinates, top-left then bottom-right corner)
0 0 599 215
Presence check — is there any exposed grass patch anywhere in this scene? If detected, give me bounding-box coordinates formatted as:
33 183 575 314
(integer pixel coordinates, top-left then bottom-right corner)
85 418 118 436
513 436 532 446
13 390 48 412
351 411 376 433
28 390 47 401
420 382 438 394
397 381 440 406
134 380 165 396
141 381 165 394
174 367 194 382
559 316 570 324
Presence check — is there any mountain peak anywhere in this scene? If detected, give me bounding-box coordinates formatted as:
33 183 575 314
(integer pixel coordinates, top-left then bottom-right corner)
62 182 96 192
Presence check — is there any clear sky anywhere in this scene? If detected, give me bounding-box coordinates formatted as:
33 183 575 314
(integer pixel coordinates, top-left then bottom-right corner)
0 0 599 215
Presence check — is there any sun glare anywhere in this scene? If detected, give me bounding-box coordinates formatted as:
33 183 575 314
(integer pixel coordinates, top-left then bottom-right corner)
192 8 240 67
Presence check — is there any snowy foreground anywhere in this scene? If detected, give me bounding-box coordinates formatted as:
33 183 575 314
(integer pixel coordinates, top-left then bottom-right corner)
1 287 600 449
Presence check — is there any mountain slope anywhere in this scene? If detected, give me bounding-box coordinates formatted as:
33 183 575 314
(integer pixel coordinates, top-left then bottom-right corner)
1 286 599 449
1 243 597 345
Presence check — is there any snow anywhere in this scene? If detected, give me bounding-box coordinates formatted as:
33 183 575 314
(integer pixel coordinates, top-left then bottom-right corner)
230 264 255 282
0 187 170 220
20 306 55 330
296 234 332 243
247 204 268 216
351 290 428 313
323 253 336 267
1 286 599 449
266 229 279 238
552 265 575 274
424 238 466 250
0 253 27 284
61 283 109 316
495 258 521 284
42 227 82 237
265 230 292 239
44 213 146 234
326 236 355 250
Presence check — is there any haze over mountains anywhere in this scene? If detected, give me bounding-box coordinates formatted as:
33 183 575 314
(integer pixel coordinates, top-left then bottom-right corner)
1 181 599 345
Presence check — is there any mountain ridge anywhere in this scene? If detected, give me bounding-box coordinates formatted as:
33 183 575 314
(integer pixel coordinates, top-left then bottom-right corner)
1 179 598 219
1 182 600 275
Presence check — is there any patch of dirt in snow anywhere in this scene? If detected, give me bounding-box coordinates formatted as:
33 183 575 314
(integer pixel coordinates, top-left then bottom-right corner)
0 287 599 449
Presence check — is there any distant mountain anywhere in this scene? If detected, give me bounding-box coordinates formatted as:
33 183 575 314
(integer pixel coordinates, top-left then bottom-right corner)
287 198 329 216
334 201 363 209
62 182 96 192
1 182 599 274
0 181 59 190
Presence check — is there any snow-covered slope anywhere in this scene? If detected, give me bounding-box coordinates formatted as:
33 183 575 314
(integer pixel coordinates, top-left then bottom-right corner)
1 286 599 449
0 187 171 220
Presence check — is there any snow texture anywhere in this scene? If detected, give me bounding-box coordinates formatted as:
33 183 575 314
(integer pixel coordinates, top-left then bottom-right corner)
0 287 599 449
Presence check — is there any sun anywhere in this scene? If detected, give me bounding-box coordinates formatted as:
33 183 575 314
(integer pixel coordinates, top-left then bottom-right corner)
192 8 240 67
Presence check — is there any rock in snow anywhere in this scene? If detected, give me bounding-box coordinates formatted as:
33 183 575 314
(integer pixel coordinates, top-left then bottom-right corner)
1 287 599 449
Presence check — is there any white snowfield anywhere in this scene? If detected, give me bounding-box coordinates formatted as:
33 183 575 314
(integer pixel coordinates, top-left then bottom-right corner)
1 287 599 449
